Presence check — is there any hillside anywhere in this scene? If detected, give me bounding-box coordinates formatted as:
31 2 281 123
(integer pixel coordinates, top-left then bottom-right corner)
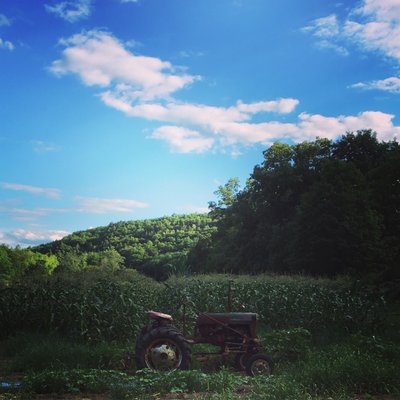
36 213 215 278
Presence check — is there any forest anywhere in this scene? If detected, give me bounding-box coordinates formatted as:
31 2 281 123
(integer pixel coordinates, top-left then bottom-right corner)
0 130 399 399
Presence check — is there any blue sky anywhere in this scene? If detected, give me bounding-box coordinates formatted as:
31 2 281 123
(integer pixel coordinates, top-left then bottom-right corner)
1 0 400 246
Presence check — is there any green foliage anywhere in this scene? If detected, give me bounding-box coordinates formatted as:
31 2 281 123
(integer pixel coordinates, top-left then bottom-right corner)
248 375 311 400
0 245 58 286
21 368 248 397
295 343 400 395
0 271 160 341
193 131 400 278
158 275 386 336
262 328 311 361
36 214 215 278
24 368 132 394
0 273 387 341
0 333 129 373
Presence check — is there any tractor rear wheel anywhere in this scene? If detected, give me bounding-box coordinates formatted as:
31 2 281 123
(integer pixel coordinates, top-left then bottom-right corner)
135 326 192 371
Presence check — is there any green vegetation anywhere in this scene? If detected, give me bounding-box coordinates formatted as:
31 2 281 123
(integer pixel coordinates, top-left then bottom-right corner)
0 245 58 287
193 131 400 279
0 131 399 399
0 274 386 341
0 273 398 398
36 213 215 279
1 336 399 398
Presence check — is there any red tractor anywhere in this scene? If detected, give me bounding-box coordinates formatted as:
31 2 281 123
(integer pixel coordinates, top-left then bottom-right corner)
135 307 273 376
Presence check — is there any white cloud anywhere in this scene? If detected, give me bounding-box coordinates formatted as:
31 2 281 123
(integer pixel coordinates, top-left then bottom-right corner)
351 76 400 93
45 0 92 23
236 98 299 114
303 0 400 95
11 229 70 242
0 229 70 246
0 13 11 26
150 126 214 153
50 29 400 153
102 89 400 147
0 38 14 50
297 110 400 142
303 0 400 63
181 205 209 214
1 183 62 199
50 30 198 101
31 140 61 153
315 39 349 56
302 14 340 38
75 197 149 213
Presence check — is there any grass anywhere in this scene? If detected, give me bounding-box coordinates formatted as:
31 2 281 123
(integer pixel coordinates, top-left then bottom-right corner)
0 273 398 399
0 332 399 399
0 333 134 375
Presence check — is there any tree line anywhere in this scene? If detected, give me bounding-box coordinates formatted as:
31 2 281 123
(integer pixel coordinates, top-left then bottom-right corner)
190 130 399 280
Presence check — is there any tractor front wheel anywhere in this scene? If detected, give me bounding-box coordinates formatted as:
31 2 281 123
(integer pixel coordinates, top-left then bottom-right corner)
135 326 192 371
245 353 273 376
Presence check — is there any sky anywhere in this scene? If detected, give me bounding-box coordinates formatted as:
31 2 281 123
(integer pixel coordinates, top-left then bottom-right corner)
1 0 400 247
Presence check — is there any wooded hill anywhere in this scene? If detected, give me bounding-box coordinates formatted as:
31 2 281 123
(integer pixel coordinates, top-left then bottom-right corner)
35 214 215 279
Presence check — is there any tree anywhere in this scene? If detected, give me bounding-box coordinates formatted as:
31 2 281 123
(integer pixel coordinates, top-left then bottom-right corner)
192 131 398 278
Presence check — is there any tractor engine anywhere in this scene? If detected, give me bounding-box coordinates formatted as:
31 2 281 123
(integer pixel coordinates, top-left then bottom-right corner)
194 313 258 348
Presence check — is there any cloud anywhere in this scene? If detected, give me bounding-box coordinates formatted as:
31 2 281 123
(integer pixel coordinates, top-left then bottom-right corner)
50 30 198 101
303 0 400 63
0 38 14 50
45 0 92 23
150 126 214 153
31 140 61 153
0 198 148 221
50 29 399 154
0 207 68 221
351 76 400 93
181 205 210 214
101 87 399 148
315 40 349 56
296 110 400 142
302 14 340 38
236 98 299 114
0 13 11 26
75 197 149 213
1 183 61 199
0 229 70 246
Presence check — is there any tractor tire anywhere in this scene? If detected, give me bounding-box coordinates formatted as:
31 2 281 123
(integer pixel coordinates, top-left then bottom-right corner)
245 353 273 376
135 326 192 371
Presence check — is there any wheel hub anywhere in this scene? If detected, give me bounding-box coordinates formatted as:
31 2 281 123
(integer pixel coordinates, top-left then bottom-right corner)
148 343 180 370
251 359 270 375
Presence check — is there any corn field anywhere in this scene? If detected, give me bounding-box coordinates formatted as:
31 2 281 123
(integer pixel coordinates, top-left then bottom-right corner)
0 272 386 342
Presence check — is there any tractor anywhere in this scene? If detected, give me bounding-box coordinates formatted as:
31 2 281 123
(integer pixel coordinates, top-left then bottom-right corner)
135 287 273 376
